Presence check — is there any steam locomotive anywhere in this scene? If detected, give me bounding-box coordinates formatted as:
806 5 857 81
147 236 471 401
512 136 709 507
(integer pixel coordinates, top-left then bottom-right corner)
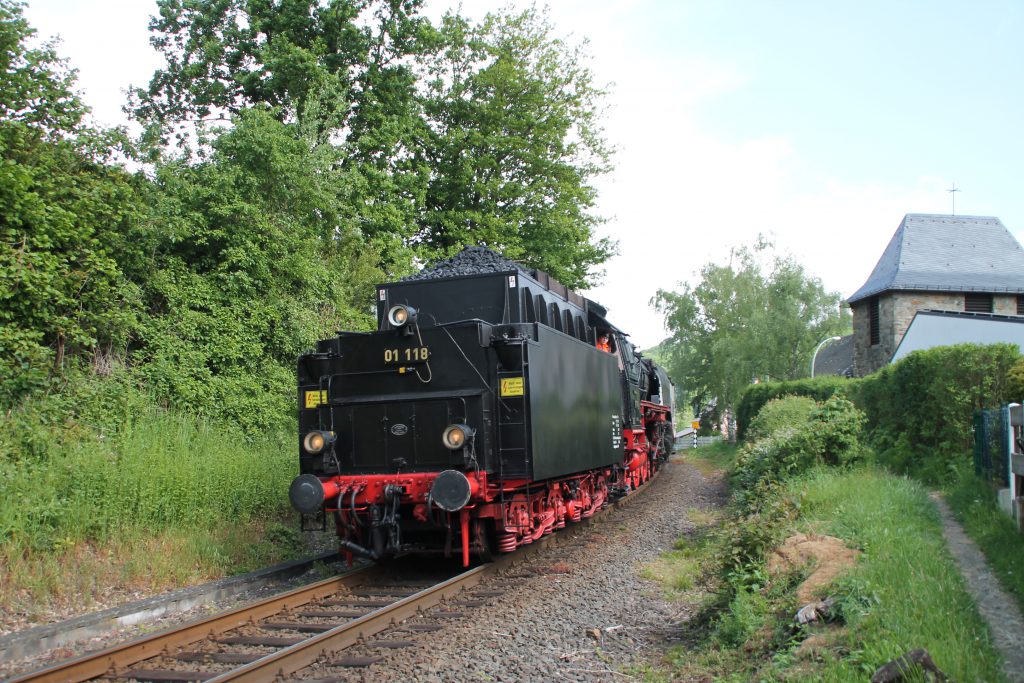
288 248 675 566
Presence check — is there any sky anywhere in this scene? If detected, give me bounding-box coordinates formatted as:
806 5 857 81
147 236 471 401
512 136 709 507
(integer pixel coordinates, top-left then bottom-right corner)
21 0 1024 349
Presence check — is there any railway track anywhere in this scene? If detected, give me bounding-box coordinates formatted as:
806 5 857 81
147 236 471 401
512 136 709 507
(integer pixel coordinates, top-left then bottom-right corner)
9 473 659 683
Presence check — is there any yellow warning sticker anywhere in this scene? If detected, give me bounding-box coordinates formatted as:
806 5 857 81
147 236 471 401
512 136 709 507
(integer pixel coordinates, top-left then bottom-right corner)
304 390 328 409
500 377 525 397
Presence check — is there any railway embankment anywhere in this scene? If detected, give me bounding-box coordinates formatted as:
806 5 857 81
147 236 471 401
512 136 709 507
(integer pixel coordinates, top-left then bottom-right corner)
642 351 1024 683
646 447 1009 681
1 458 727 682
0 380 327 638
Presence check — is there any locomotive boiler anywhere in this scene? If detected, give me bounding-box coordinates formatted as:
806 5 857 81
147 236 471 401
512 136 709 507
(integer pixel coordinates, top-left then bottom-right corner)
288 248 675 566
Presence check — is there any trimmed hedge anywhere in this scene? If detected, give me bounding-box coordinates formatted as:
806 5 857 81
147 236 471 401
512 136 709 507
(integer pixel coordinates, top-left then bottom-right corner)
745 395 817 442
850 343 1020 481
736 376 851 440
738 343 1021 483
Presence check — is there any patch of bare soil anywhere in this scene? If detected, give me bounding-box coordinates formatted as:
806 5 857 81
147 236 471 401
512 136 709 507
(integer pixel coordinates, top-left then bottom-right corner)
766 533 860 603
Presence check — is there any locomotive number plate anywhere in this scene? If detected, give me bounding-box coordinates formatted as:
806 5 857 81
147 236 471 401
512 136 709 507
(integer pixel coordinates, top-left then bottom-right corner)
384 346 430 363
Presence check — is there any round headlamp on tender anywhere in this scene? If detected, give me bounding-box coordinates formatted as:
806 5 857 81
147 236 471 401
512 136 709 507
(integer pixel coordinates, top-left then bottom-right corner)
441 423 474 450
387 304 417 328
302 430 335 454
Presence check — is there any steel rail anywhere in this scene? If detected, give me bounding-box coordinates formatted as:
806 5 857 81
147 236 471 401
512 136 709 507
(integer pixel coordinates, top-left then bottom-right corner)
206 470 662 682
206 564 491 683
11 462 664 683
7 565 380 683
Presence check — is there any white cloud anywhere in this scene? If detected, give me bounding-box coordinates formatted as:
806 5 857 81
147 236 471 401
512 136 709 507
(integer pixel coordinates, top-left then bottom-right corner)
23 0 161 130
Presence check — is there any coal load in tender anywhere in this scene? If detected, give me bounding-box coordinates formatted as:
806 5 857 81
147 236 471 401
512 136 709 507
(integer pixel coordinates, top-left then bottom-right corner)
401 245 535 281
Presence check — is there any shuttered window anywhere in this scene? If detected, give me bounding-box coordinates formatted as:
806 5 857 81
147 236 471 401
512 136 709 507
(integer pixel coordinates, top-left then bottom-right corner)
869 296 880 346
1017 295 1024 315
965 293 993 313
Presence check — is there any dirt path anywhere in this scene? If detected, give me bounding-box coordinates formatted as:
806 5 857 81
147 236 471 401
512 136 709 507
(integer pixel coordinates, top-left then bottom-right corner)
932 494 1024 682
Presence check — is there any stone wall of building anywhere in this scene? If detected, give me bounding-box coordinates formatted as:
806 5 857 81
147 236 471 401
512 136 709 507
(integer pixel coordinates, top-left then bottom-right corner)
852 291 1022 376
852 294 893 377
890 292 963 351
995 294 1019 315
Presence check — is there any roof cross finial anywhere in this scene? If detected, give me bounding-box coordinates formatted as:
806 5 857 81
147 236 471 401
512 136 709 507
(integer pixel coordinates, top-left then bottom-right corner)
947 183 961 215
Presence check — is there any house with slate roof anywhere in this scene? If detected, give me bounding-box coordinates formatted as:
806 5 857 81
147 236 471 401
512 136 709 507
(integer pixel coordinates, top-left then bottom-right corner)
846 214 1024 376
812 334 855 377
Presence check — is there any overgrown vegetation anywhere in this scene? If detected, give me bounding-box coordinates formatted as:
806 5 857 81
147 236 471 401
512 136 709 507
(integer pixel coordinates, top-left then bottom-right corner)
736 343 1021 483
1 0 617 613
731 396 865 505
645 392 1006 681
744 395 818 442
0 371 300 615
736 376 851 441
851 343 1019 482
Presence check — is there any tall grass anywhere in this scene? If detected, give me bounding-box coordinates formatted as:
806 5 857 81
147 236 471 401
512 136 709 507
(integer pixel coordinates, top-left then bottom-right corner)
0 386 302 616
797 468 1004 681
1 409 295 550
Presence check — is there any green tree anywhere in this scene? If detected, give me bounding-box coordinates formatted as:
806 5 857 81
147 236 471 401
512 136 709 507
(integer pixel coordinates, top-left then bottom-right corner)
130 0 433 142
655 241 849 428
419 9 614 289
132 2 616 288
136 108 381 430
0 1 143 404
129 0 435 270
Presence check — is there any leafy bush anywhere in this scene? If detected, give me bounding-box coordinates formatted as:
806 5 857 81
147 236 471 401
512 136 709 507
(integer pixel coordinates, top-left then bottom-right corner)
804 395 866 466
733 434 810 497
745 395 817 441
734 396 866 497
719 480 800 576
850 343 1019 482
736 376 850 441
1007 356 1024 404
0 326 53 406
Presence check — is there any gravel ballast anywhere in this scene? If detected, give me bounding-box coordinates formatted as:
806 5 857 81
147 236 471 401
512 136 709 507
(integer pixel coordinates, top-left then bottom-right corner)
3 459 724 681
299 457 726 682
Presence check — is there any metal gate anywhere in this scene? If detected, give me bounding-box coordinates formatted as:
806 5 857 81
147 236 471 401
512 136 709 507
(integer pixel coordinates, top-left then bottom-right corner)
974 407 1010 485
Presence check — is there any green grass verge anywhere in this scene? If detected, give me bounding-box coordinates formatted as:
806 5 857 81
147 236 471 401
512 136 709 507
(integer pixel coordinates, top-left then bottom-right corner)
945 471 1024 613
685 440 738 472
0 390 303 616
647 466 1005 682
1 408 295 548
795 468 1003 681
